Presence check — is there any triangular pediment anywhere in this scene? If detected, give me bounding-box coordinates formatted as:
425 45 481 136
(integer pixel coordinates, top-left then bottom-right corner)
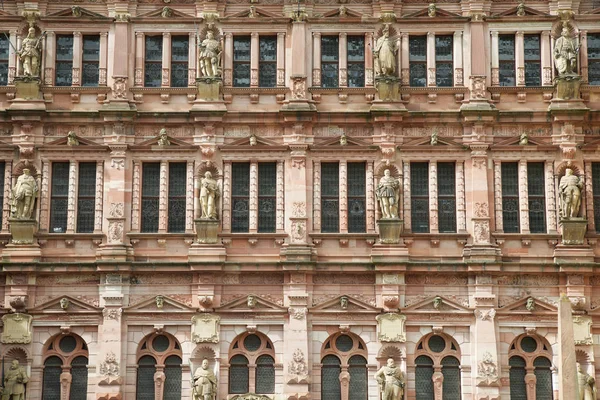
312 135 376 151
46 7 110 19
584 7 600 14
29 295 101 313
225 135 280 147
491 135 550 147
126 295 195 313
217 294 287 313
311 295 380 313
44 135 104 147
228 7 280 18
136 7 195 19
404 7 462 18
133 135 194 148
493 5 549 17
320 7 362 18
403 295 471 313
496 296 557 314
401 135 465 148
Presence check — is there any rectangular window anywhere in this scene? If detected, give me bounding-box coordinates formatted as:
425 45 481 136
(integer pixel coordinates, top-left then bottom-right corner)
0 34 9 86
524 34 541 86
501 162 520 233
144 36 162 87
527 162 546 233
321 36 339 88
347 36 365 88
588 33 600 85
0 162 4 224
410 162 429 233
50 162 69 233
141 163 160 232
593 163 600 232
348 162 366 233
232 163 250 233
409 36 427 87
437 162 456 233
499 34 515 86
171 36 189 88
233 36 251 87
258 162 276 233
259 36 277 88
56 35 74 86
167 163 186 233
435 35 453 87
76 162 96 233
82 35 100 87
321 163 339 232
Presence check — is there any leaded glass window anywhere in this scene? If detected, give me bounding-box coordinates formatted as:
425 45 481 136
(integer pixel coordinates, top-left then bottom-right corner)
589 33 600 85
259 36 277 87
256 354 275 394
171 36 189 88
524 34 541 86
42 356 62 400
321 36 339 88
409 36 427 87
229 354 249 394
348 36 365 87
438 162 456 233
232 163 250 232
527 162 546 233
76 162 96 233
436 35 453 87
141 163 160 233
144 36 162 87
321 162 339 232
82 35 100 86
592 163 600 231
258 162 276 233
499 34 516 86
533 357 553 400
501 162 520 233
0 34 9 86
348 355 368 400
509 356 527 400
321 355 341 400
233 36 251 87
441 356 461 400
164 355 182 400
70 356 88 400
136 355 157 400
168 163 186 233
411 162 429 233
50 162 69 233
348 162 366 233
415 355 434 400
56 35 74 86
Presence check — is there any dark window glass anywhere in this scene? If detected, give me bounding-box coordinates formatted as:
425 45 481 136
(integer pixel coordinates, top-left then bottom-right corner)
409 36 427 87
232 163 250 233
509 356 527 400
411 162 429 233
0 34 9 86
429 335 446 352
321 355 341 400
533 357 553 400
347 36 365 87
50 162 69 233
136 355 156 400
441 356 461 400
524 34 541 86
258 162 276 233
415 355 434 400
233 36 251 87
0 162 4 223
229 355 249 394
153 335 170 352
168 163 186 233
589 33 600 85
592 162 600 232
244 334 261 351
438 162 456 233
82 35 100 86
164 355 182 400
321 163 339 232
436 35 453 87
42 356 63 400
70 356 88 400
348 355 368 400
520 336 537 353
256 355 275 394
335 335 353 352
499 34 516 86
171 36 189 88
56 35 74 86
141 163 160 233
502 162 520 233
144 36 162 87
259 36 277 87
321 36 339 88
527 162 546 233
76 162 96 233
348 162 366 233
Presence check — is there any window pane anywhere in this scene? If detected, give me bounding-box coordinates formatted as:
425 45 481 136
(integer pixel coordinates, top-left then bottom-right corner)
260 36 277 62
164 355 182 400
144 36 162 87
534 357 553 400
70 356 88 400
232 163 250 233
438 162 456 233
322 63 339 88
348 36 365 87
256 355 275 394
527 162 546 233
348 162 366 233
415 355 434 400
259 36 277 87
410 36 427 87
56 35 74 87
524 34 541 86
42 357 63 400
499 35 515 86
77 162 96 233
348 355 367 400
168 163 186 233
436 35 453 87
441 356 461 400
589 34 600 85
233 36 251 87
322 36 339 88
258 162 276 233
411 162 429 233
171 36 189 88
321 355 341 400
136 356 156 400
593 162 600 232
82 35 100 87
50 162 69 233
141 163 160 233
0 34 9 86
321 163 339 233
509 356 527 400
501 162 520 233
229 355 249 394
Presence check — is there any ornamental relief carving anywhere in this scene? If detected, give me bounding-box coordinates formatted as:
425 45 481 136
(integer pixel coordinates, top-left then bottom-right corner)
405 274 468 286
313 273 375 284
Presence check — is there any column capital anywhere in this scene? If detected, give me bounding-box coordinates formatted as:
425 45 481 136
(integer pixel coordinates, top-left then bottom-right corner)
135 32 144 38
339 32 347 38
225 32 233 39
189 31 196 38
46 31 55 38
365 32 373 39
251 32 259 38
454 30 463 37
516 31 524 37
73 31 82 38
312 32 321 38
401 32 409 39
541 30 551 37
100 31 108 38
427 31 435 38
490 30 499 38
277 32 286 38
163 32 171 38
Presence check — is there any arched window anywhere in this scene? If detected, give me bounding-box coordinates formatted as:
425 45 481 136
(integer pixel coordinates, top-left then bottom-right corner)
136 355 157 400
348 355 368 400
42 356 62 400
414 333 462 400
508 334 553 400
42 334 89 400
136 333 182 400
164 355 183 400
441 356 461 400
415 355 434 400
533 357 552 400
321 333 368 400
508 356 527 400
321 355 341 400
228 332 275 395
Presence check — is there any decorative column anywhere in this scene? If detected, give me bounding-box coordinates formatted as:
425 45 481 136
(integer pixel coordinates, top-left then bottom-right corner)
453 31 463 86
490 31 499 86
221 162 232 233
44 32 56 86
312 32 321 86
66 160 77 234
39 161 50 232
186 161 194 233
8 31 17 85
188 32 196 86
277 32 286 87
158 161 167 233
249 161 258 233
519 160 530 234
161 32 171 87
111 10 130 104
366 161 375 233
541 31 552 85
580 31 588 83
134 32 144 87
1 162 10 232
250 33 259 87
585 161 595 232
493 161 503 232
399 33 409 85
515 31 525 86
94 161 104 234
313 161 321 231
466 143 495 255
72 32 82 86
456 161 466 233
403 162 411 231
339 33 347 87
99 32 108 86
131 161 141 232
339 160 348 233
429 161 438 233
15 33 22 77
545 161 557 234
276 161 285 233
223 33 233 86
427 32 436 87
365 32 374 87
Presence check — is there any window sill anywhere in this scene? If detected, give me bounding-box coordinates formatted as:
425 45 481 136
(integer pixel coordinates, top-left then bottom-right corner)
219 232 288 246
36 232 105 247
41 86 111 93
492 232 561 247
309 232 379 246
308 87 377 94
488 86 554 93
223 87 289 94
130 87 197 94
127 232 196 247
400 86 467 93
401 232 470 247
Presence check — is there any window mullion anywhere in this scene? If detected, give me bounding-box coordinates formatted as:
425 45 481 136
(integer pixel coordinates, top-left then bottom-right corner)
366 161 375 232
541 31 552 85
44 32 56 85
403 161 411 231
339 33 347 87
7 30 16 85
1 161 9 232
72 31 82 86
516 31 525 86
313 161 321 231
276 160 284 232
545 161 557 233
494 161 503 232
519 160 530 233
491 31 499 86
99 32 108 85
66 160 77 234
162 32 171 87
339 160 348 233
312 32 321 86
132 161 141 232
134 32 144 87
186 161 194 233
430 161 438 233
224 33 233 86
427 32 436 87
94 161 103 233
456 161 466 232
251 32 259 87
159 161 168 233
249 161 258 233
222 162 232 232
453 31 463 86
580 31 589 83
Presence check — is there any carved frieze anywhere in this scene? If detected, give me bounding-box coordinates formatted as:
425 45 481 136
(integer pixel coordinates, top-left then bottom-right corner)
405 274 468 286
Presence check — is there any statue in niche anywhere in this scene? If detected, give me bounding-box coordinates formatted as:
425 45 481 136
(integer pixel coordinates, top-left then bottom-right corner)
428 3 437 17
554 24 579 76
374 25 397 77
375 358 405 400
577 363 597 400
60 298 70 310
18 27 42 77
67 131 79 146
525 297 535 312
157 128 170 146
558 168 583 219
199 171 219 220
198 30 222 78
376 169 400 219
11 168 38 220
192 359 217 400
3 360 29 400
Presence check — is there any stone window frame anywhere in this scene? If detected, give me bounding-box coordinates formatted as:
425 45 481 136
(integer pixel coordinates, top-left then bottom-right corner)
42 333 90 400
227 331 276 395
136 332 183 400
506 333 555 400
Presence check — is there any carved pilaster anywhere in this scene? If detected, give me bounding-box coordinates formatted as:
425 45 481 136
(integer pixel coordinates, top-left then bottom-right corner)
94 161 104 233
277 32 285 87
403 162 411 231
222 162 232 232
545 161 557 233
249 162 258 232
519 160 530 233
493 161 503 232
339 161 347 233
366 161 375 232
585 161 595 232
429 162 438 233
131 161 140 232
186 161 194 233
158 161 167 232
313 161 321 231
2 161 11 232
456 161 466 233
66 161 77 233
276 160 284 232
39 161 50 232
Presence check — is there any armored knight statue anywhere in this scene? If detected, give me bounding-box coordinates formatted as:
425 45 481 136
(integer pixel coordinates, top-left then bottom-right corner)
2 360 29 400
199 30 222 78
199 171 219 219
375 358 405 400
554 25 579 76
376 169 400 219
193 359 217 400
18 27 42 77
577 363 597 400
558 168 583 219
11 168 38 220
374 25 397 77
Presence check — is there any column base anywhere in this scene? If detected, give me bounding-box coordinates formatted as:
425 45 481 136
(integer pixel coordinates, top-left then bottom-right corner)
462 245 502 263
280 99 317 112
554 244 594 264
560 218 587 245
2 243 41 262
279 244 315 262
377 219 403 244
96 244 133 261
189 244 227 262
14 76 41 100
194 219 220 244
9 218 37 245
196 77 222 102
371 243 409 263
374 76 401 102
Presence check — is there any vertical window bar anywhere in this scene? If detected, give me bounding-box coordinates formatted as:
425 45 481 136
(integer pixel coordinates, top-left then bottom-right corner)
499 34 516 86
411 162 429 233
232 163 250 232
592 163 600 232
144 36 162 87
171 36 189 88
527 162 546 233
347 36 365 88
258 162 276 233
347 162 366 233
409 36 427 87
437 162 456 233
82 35 100 86
0 34 9 86
501 162 520 233
55 35 74 86
524 34 541 86
321 163 340 232
321 36 339 88
76 162 96 233
168 163 186 233
233 36 251 87
50 162 70 233
141 163 160 233
259 36 277 88
435 35 453 87
589 33 600 85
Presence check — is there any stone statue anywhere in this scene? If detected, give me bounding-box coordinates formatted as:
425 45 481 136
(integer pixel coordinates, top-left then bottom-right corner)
339 5 347 17
433 296 442 310
525 297 535 312
157 128 170 146
519 131 528 146
577 363 597 400
11 168 38 220
199 30 221 78
67 131 79 146
156 295 164 309
430 129 439 145
559 168 583 219
249 134 257 146
340 296 348 309
428 3 437 17
517 2 526 16
193 359 217 400
18 27 42 77
2 360 28 400
161 7 173 18
60 298 69 310
374 25 397 77
375 358 405 400
554 26 579 76
247 295 257 308
199 171 219 220
340 133 348 146
376 169 400 219
248 6 257 18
